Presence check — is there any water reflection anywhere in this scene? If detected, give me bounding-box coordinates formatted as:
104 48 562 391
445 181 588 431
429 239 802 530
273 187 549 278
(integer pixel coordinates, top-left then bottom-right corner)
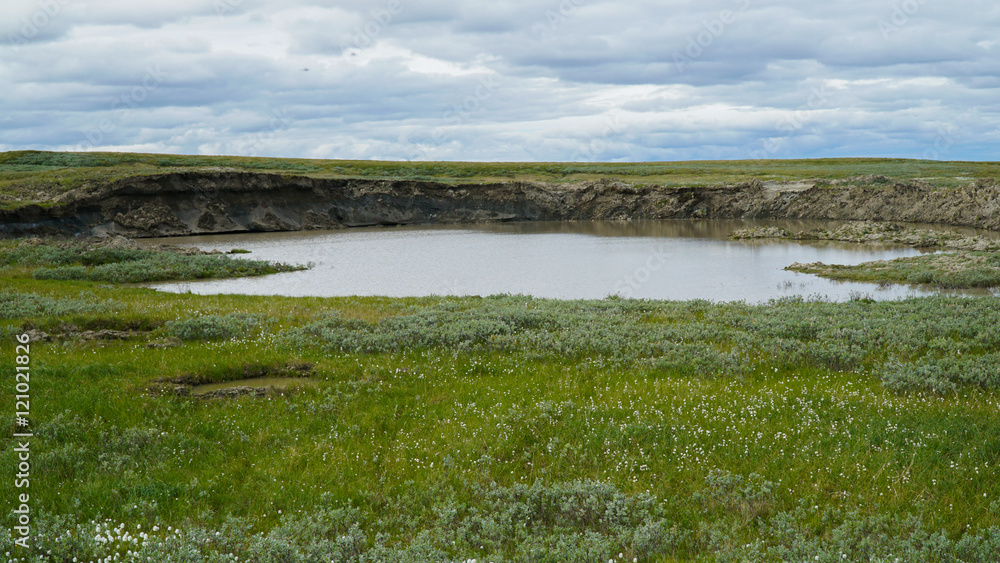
141 220 996 302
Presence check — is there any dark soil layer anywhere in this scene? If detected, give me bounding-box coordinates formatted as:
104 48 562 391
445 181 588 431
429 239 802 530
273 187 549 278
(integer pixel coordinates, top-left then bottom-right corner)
3 171 1000 237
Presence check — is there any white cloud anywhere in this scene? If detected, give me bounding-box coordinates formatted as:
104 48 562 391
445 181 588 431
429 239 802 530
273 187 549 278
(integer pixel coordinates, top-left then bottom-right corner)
0 0 997 161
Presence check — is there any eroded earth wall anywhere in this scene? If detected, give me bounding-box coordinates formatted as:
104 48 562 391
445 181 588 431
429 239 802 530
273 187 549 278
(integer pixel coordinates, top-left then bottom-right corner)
2 172 999 237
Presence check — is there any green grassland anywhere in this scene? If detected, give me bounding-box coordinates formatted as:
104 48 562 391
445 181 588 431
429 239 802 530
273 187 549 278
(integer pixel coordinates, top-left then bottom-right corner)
3 150 1000 209
788 252 1000 289
3 240 1000 561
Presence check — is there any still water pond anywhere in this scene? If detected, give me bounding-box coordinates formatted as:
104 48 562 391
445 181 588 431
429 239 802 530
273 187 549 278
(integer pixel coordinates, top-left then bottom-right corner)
143 220 995 302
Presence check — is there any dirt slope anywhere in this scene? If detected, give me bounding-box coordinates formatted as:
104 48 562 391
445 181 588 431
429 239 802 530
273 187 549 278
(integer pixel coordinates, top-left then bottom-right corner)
1 172 998 237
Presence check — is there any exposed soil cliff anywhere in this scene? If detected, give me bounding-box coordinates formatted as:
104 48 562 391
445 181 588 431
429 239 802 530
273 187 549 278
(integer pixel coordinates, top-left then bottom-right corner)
2 172 999 237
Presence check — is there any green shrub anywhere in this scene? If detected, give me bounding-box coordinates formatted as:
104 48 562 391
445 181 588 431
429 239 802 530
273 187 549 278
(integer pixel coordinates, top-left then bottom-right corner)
0 244 79 266
277 295 1000 392
711 505 1000 563
696 469 776 519
166 313 269 341
653 343 743 377
11 488 1000 562
880 353 1000 394
0 290 115 319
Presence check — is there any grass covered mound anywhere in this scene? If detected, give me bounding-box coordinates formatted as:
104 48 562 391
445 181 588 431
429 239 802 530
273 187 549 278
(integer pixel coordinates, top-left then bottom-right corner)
789 251 1000 289
0 236 306 283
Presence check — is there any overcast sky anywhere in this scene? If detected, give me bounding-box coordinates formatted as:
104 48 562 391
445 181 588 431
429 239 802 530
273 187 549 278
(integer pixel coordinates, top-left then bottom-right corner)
2 0 998 162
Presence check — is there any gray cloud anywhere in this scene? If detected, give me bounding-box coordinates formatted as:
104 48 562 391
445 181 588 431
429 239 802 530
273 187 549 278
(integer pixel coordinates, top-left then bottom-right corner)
0 0 997 162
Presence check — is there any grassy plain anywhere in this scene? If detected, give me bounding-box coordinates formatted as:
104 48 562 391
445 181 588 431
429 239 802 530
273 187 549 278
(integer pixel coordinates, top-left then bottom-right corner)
3 239 1000 562
3 150 1000 209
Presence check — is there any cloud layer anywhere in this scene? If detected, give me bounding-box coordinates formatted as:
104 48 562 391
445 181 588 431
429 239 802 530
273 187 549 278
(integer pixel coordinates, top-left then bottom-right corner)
2 0 997 161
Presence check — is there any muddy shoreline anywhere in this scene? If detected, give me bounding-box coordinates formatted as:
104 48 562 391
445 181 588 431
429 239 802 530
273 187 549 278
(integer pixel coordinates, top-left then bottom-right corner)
2 171 999 238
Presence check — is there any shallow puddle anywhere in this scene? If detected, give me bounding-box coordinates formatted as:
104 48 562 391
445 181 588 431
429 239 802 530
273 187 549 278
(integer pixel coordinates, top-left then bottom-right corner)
143 220 999 302
191 377 317 395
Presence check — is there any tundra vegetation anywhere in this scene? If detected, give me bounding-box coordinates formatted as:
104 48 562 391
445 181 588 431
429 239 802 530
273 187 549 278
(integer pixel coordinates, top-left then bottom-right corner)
3 150 1000 208
3 236 1000 562
788 251 1000 289
733 221 1000 290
